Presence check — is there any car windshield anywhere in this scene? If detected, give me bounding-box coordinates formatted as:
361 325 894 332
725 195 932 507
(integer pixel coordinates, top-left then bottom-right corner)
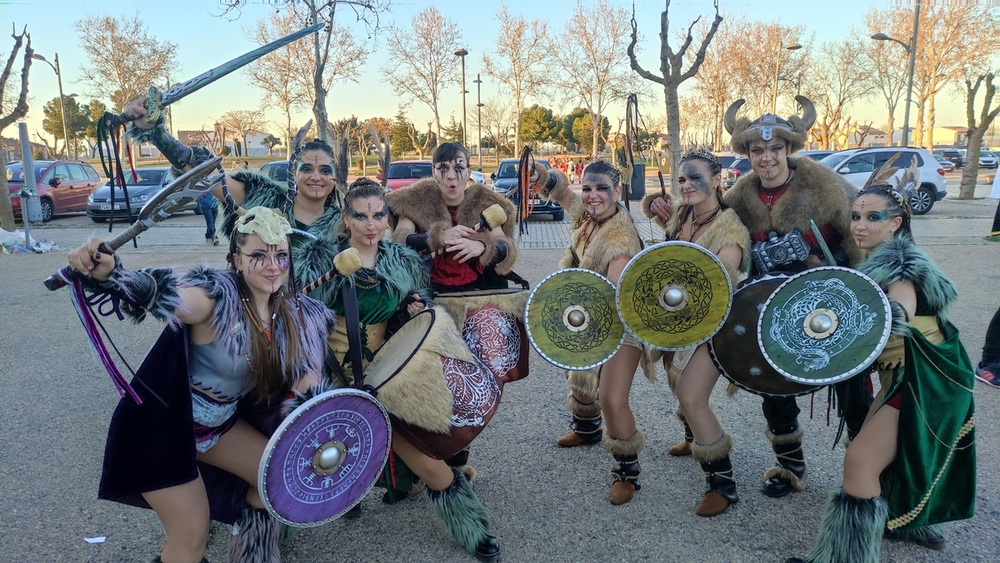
820 152 852 169
6 163 48 183
128 170 166 186
496 162 519 178
387 163 432 179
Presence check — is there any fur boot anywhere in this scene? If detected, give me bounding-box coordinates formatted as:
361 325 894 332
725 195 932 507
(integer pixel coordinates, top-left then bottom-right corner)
226 507 281 563
604 430 644 505
691 433 738 517
556 394 603 447
762 421 807 498
427 467 501 563
668 410 694 456
787 490 888 563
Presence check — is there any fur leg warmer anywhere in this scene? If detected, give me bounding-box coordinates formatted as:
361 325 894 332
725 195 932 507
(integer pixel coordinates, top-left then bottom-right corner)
691 434 738 516
565 369 599 398
556 394 602 447
226 507 282 563
762 423 807 497
800 490 888 563
605 430 644 504
427 467 499 561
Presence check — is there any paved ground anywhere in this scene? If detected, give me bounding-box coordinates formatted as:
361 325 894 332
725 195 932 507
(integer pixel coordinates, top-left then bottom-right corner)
2 180 998 562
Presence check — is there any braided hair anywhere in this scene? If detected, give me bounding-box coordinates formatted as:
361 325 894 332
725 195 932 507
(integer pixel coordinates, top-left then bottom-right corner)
340 177 387 236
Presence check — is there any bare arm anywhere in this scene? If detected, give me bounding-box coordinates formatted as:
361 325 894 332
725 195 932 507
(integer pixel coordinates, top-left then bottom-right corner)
716 244 745 282
886 280 917 320
607 256 632 287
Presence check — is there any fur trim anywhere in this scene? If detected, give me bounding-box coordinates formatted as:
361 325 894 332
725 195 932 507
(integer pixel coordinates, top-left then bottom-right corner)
388 178 517 237
226 507 282 563
373 307 474 433
559 204 643 273
603 428 645 456
675 408 687 422
565 368 599 397
666 207 750 284
803 490 888 563
566 393 602 418
763 466 807 493
281 377 338 418
427 221 450 253
691 433 733 464
493 235 518 275
93 266 181 324
542 168 570 203
859 235 957 324
765 425 805 445
725 157 862 269
427 467 492 555
435 290 528 335
641 192 670 231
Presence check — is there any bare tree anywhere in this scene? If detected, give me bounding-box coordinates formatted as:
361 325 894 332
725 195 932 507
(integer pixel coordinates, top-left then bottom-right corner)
0 25 33 231
801 41 874 150
217 109 267 157
483 7 548 155
628 0 722 193
857 8 909 145
219 0 383 143
958 72 1000 200
406 121 435 160
481 97 515 157
75 13 178 110
383 7 463 141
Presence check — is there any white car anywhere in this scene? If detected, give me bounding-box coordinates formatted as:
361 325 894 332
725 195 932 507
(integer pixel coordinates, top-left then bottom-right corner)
819 147 948 215
469 170 486 186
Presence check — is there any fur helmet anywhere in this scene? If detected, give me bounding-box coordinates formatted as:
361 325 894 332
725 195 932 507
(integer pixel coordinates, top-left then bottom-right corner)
725 95 816 155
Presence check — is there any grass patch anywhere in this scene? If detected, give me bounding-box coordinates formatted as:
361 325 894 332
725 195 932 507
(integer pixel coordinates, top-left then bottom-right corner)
985 234 1000 243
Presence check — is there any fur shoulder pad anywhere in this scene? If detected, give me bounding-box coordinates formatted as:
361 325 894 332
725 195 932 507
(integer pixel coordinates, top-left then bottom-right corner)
860 237 957 316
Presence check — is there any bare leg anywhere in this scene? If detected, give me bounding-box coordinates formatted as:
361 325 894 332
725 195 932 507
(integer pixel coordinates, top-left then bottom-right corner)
196 418 268 508
676 344 724 445
843 405 899 499
142 477 210 563
599 345 642 439
391 430 454 491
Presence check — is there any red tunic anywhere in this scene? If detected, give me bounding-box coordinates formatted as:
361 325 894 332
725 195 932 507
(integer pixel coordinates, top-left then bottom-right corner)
429 206 485 290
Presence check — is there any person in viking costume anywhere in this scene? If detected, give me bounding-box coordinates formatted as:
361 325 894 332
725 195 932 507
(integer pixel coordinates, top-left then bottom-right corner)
539 160 652 505
122 96 343 294
642 149 751 516
66 207 334 563
787 157 976 563
647 97 866 499
305 178 501 562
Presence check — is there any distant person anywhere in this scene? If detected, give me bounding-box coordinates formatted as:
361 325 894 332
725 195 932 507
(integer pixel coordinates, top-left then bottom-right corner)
241 160 250 171
976 306 1000 388
197 190 219 245
990 170 1000 235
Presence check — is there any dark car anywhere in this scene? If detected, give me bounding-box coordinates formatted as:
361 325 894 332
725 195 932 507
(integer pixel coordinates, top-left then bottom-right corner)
259 160 289 183
934 149 965 169
7 160 103 222
490 158 563 221
724 158 752 189
87 167 200 222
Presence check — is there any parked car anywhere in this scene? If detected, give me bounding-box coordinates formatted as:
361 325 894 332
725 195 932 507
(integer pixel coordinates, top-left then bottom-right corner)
977 150 998 169
87 167 199 223
491 158 563 221
797 150 835 161
820 147 947 215
724 158 752 189
379 160 433 191
259 160 289 183
470 169 486 186
933 149 965 169
6 160 103 222
933 154 955 172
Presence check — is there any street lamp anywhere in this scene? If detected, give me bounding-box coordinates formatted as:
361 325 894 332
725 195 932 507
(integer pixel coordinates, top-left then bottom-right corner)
473 73 484 170
770 42 801 114
32 52 72 158
454 48 468 147
872 2 921 147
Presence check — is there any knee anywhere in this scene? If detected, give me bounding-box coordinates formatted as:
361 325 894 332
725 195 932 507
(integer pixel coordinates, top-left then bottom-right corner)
842 446 872 486
162 520 209 560
600 393 629 417
677 387 705 415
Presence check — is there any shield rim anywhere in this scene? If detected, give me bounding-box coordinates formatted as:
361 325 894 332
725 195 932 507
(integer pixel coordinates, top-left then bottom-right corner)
524 267 624 370
757 266 892 385
617 240 733 351
258 388 391 527
708 273 822 397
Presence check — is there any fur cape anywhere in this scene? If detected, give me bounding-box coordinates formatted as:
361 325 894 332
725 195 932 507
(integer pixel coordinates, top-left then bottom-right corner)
558 200 643 272
724 156 862 268
386 179 519 274
860 234 957 324
219 171 342 292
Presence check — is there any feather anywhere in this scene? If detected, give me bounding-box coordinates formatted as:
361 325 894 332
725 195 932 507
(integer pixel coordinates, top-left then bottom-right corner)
863 151 902 190
895 154 920 198
368 122 391 188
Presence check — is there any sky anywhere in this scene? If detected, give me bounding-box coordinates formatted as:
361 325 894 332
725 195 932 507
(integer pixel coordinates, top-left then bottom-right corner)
3 0 994 148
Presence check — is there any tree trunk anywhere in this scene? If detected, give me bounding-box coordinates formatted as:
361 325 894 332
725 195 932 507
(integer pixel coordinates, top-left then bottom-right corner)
663 84 681 194
0 148 14 231
885 112 895 147
958 131 983 199
914 89 927 148
927 76 938 149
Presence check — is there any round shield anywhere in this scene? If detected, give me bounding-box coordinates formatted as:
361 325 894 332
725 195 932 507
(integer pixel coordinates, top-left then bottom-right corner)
758 266 892 386
709 274 821 397
617 241 733 351
259 388 391 527
525 268 624 370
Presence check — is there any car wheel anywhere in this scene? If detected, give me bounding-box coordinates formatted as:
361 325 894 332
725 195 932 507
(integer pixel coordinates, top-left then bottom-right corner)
909 186 934 215
91 216 108 223
40 198 53 222
552 209 565 221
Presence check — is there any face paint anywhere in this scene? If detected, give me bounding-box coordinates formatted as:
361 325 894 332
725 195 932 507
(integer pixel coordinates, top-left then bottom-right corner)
347 196 388 246
580 173 616 219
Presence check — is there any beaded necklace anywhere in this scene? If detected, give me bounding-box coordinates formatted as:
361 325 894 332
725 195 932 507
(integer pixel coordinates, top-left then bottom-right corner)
354 267 383 292
242 298 275 342
581 206 619 252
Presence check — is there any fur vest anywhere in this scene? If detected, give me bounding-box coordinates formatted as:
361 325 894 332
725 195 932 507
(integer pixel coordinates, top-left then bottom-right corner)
860 235 957 323
664 206 751 285
725 156 862 268
559 200 643 275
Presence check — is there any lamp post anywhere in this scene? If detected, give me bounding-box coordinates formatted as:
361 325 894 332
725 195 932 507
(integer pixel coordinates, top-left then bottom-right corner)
473 73 483 170
454 48 468 147
872 2 921 147
32 52 71 158
770 42 801 114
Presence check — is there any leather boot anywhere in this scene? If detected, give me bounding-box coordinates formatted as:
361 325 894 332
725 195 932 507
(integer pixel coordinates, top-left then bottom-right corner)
668 412 694 456
427 467 501 563
761 420 807 498
604 430 644 505
787 489 888 563
691 434 738 517
556 394 603 447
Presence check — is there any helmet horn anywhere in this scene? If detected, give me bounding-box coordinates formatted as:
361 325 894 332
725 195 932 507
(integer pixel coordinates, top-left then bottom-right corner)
795 95 816 132
723 99 745 135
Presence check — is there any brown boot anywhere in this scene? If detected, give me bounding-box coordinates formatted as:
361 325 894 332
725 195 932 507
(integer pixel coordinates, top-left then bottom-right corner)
608 480 637 505
556 394 602 447
668 438 692 456
691 434 738 517
604 430 644 505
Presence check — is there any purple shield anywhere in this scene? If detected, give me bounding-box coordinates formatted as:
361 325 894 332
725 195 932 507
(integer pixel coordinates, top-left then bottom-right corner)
259 389 390 527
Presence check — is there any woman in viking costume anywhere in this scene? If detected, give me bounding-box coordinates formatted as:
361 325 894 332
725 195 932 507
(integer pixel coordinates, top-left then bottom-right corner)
641 149 751 516
788 159 976 562
122 96 342 293
307 178 501 562
66 207 334 563
539 160 650 505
